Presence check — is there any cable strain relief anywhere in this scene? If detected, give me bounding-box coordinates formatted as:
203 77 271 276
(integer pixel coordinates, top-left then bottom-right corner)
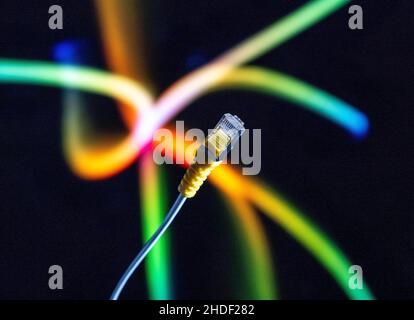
178 161 222 198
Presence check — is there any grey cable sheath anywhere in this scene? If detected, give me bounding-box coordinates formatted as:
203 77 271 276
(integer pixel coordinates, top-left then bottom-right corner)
110 194 187 300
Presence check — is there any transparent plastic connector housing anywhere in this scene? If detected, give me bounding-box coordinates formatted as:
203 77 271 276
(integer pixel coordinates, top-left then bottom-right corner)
201 113 245 162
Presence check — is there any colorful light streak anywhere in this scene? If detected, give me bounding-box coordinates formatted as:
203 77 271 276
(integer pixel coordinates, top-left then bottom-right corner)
223 194 278 299
210 167 374 300
0 59 152 179
139 152 171 299
95 0 154 128
147 0 355 143
214 67 369 138
0 0 375 299
95 0 171 299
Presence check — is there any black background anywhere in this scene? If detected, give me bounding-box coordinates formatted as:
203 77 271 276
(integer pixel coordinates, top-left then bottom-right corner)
0 0 413 299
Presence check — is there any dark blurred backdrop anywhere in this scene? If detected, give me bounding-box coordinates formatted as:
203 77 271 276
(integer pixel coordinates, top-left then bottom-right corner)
0 0 413 299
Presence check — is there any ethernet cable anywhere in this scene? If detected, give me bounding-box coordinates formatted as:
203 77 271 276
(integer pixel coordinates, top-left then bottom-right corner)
110 113 245 300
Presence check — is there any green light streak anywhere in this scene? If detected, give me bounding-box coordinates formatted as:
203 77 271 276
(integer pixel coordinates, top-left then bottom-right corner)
213 66 369 137
140 154 172 299
222 196 278 299
0 59 153 111
247 180 375 300
220 0 352 65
